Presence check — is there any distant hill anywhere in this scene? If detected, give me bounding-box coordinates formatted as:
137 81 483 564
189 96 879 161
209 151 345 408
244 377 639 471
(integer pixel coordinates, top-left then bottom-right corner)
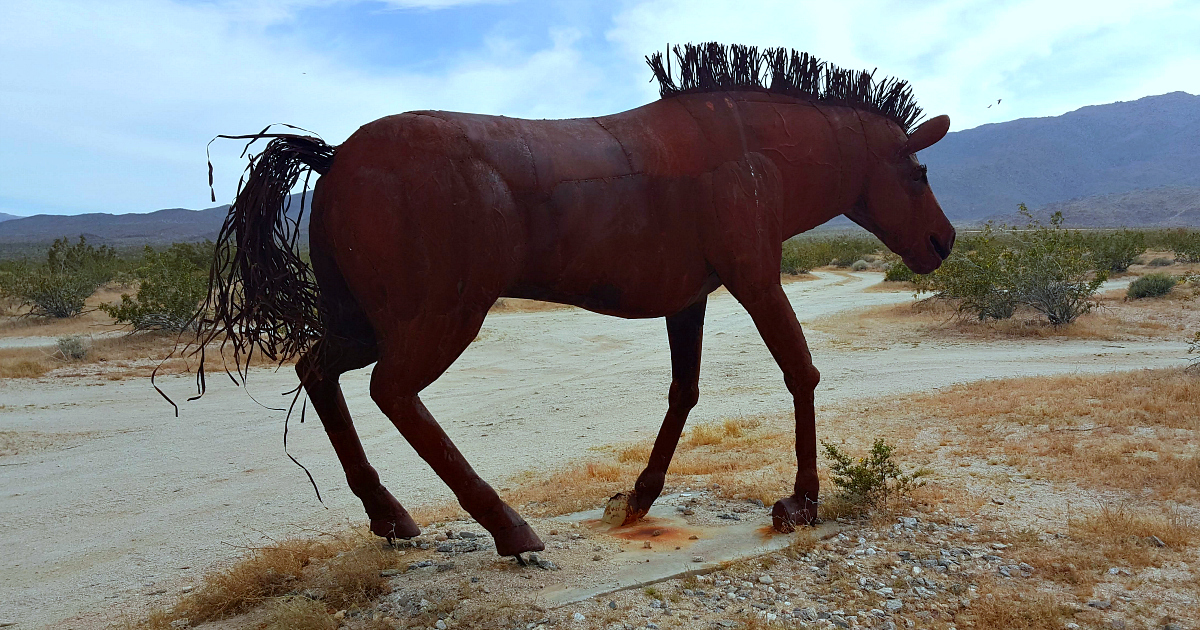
2 91 1198 246
0 195 310 247
986 186 1200 228
922 91 1200 224
0 212 21 223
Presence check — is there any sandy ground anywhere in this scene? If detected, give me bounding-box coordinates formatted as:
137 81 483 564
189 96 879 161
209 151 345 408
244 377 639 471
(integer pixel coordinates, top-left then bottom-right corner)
0 271 1191 630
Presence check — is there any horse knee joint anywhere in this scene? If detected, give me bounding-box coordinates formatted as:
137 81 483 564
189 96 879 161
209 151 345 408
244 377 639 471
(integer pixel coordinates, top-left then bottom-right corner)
785 365 820 394
669 381 700 412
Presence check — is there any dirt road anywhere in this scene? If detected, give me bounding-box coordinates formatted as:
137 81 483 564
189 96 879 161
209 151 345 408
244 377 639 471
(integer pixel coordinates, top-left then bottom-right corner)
0 272 1188 629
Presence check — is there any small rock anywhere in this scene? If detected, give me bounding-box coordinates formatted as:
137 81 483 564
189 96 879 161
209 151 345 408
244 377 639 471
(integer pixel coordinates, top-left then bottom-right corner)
592 554 602 561
573 611 585 621
645 623 660 629
990 543 1008 550
643 541 652 549
1148 535 1166 548
1087 600 1111 610
459 531 479 539
758 575 774 584
689 535 699 540
550 529 559 535
692 556 704 563
899 517 918 529
884 599 903 613
169 620 189 629
608 600 617 609
717 513 741 520
436 620 448 630
334 609 347 619
992 498 1005 505
1065 624 1081 630
435 534 449 542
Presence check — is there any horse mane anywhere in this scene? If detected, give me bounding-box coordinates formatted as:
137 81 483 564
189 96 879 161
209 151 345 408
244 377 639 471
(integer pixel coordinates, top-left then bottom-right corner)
647 42 924 133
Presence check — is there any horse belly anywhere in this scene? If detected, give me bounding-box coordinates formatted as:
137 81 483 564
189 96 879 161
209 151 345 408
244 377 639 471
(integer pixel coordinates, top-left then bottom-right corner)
509 176 713 318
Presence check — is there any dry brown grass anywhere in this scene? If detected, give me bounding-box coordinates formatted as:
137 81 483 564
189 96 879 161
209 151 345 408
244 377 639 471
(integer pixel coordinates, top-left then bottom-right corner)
885 368 1200 500
814 276 1200 345
503 416 797 517
0 286 128 337
964 587 1072 630
258 596 337 630
170 528 402 625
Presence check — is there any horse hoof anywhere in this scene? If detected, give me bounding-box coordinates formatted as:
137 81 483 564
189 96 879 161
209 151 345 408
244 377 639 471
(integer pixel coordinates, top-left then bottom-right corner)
771 494 819 533
601 492 648 526
371 515 421 539
493 522 545 557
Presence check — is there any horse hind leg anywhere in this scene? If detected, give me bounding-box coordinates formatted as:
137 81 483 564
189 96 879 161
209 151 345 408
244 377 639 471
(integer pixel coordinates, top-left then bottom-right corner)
603 297 706 526
298 337 420 540
368 310 545 558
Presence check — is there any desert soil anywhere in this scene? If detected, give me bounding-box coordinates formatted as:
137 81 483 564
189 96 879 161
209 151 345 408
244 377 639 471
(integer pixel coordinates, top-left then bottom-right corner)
0 271 1191 629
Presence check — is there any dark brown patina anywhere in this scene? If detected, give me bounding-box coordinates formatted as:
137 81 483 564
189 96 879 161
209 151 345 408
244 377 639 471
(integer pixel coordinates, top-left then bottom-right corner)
193 43 955 558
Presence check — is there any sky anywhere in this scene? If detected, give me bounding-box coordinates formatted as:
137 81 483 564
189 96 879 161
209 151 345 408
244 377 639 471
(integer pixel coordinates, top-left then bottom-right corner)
2 0 1198 217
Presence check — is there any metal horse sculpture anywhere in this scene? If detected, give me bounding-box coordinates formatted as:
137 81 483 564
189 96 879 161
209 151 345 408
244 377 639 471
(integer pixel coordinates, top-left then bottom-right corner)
197 43 955 559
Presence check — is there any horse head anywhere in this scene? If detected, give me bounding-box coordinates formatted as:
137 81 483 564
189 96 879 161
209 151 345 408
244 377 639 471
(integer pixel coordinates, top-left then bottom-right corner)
846 114 956 274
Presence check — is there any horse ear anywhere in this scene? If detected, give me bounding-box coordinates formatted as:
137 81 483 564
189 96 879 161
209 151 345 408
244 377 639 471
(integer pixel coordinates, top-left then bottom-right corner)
897 115 950 157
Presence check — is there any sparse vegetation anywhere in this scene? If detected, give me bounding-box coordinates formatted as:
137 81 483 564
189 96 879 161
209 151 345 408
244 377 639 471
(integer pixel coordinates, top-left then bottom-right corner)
1148 256 1174 266
0 237 119 318
102 242 212 332
1126 272 1177 299
780 234 884 273
884 260 915 282
1079 228 1145 273
55 335 88 361
821 439 925 514
915 208 1106 325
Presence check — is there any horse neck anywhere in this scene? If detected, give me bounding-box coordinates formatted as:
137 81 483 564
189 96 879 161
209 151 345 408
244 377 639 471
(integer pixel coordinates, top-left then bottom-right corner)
743 100 874 239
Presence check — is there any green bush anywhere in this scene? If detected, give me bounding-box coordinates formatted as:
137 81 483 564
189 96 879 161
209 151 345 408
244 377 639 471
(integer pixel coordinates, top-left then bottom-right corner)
884 261 915 282
916 208 1106 325
822 439 925 511
102 242 212 331
850 259 869 271
1126 273 1176 299
780 239 813 275
1080 229 1146 274
1160 229 1200 263
914 223 1019 320
56 335 88 361
779 235 883 273
0 237 118 318
1148 257 1174 267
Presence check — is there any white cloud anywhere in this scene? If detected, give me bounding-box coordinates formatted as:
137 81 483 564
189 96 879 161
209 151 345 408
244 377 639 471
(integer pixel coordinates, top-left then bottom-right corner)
1 0 1196 215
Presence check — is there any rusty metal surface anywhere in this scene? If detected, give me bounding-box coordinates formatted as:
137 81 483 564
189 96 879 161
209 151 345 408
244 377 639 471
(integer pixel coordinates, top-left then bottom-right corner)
202 54 954 556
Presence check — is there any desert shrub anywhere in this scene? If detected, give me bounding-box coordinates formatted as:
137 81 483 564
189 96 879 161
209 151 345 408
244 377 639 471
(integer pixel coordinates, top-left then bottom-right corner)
914 223 1018 320
56 335 88 361
102 242 211 332
780 235 883 273
0 237 118 318
1006 211 1108 325
884 261 915 282
917 208 1106 325
1080 229 1145 273
822 439 924 511
1127 273 1177 299
1148 257 1174 267
1160 229 1200 263
850 259 869 271
780 239 812 275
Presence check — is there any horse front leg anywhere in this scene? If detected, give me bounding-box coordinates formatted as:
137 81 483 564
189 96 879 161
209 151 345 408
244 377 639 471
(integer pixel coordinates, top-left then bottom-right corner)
736 284 821 532
603 297 706 526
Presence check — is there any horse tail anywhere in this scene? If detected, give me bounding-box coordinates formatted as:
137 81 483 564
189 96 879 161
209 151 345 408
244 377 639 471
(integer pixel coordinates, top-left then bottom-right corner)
192 131 337 391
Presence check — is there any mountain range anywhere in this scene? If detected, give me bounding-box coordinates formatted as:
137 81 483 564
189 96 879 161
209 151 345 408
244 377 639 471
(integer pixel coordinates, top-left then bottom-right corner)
1 91 1197 247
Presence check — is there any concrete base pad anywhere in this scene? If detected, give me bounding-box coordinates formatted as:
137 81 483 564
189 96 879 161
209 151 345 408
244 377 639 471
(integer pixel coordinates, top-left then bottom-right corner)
538 497 843 606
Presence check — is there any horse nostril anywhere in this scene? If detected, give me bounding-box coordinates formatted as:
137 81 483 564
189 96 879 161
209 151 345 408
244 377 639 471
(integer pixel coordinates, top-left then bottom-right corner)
930 234 951 260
